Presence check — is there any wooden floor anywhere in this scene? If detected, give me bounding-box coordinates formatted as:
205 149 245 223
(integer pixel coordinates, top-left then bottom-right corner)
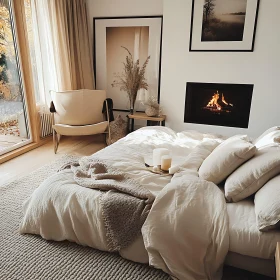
0 134 106 185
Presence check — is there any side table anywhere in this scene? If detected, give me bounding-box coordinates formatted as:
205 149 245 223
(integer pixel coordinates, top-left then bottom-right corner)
127 112 166 132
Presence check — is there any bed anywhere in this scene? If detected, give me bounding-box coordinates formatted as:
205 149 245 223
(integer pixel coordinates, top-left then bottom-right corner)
226 197 277 277
20 126 279 279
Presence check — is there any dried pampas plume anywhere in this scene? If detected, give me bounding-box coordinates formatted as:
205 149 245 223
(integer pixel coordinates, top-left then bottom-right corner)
111 46 150 107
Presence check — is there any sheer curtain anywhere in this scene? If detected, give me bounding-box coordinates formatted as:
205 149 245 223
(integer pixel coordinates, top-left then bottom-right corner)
30 0 94 111
30 0 57 111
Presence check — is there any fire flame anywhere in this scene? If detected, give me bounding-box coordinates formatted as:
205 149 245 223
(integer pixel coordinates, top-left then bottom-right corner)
206 91 233 111
221 94 233 107
221 94 228 105
207 91 222 110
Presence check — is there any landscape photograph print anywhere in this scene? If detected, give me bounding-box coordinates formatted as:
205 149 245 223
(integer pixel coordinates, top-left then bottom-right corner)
201 0 247 42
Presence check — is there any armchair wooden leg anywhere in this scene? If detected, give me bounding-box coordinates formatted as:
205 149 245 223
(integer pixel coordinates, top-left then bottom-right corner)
53 129 59 154
108 132 112 146
105 133 112 146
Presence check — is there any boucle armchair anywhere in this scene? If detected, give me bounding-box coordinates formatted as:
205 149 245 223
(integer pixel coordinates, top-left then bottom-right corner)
50 89 111 153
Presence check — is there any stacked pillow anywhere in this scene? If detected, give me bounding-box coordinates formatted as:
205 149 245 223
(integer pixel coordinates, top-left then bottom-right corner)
255 175 280 231
253 127 280 231
225 145 280 202
253 126 280 148
199 135 256 185
198 127 280 232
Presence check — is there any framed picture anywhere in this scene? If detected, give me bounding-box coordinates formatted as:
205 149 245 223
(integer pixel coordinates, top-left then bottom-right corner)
94 16 163 112
189 0 260 52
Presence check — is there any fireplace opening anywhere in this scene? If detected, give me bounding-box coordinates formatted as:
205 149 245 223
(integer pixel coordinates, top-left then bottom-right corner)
184 82 254 128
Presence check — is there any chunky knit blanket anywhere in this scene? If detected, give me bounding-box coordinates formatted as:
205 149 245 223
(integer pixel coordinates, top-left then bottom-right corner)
59 158 155 252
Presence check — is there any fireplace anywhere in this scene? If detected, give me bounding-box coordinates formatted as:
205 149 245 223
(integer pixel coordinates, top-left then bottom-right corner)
184 82 253 128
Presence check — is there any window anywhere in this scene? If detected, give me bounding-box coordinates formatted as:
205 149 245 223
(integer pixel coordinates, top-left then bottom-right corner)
0 0 31 155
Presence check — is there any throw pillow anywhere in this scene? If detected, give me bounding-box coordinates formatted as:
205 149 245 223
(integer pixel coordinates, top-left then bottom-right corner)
255 174 280 231
199 135 256 185
253 126 280 148
225 145 280 202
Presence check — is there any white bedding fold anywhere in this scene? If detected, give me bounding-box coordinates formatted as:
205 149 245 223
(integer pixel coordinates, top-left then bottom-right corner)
142 140 229 280
142 171 229 280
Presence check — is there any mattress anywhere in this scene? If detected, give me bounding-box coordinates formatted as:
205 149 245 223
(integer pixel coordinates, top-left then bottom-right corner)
227 196 280 260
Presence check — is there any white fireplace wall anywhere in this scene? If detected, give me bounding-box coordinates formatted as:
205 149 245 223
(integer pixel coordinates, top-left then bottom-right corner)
161 0 280 138
87 0 280 138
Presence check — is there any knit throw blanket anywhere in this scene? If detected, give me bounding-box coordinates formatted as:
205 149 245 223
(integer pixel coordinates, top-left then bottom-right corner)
59 158 155 252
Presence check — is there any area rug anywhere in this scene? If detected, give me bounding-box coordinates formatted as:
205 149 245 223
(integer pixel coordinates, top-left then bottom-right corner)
0 155 170 280
0 155 272 280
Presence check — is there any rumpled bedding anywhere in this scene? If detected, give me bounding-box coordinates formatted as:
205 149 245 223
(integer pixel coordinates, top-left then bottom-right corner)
59 159 155 252
20 127 229 280
142 144 229 280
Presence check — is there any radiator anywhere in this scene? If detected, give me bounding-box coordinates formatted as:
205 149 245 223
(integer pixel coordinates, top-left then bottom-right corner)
39 112 53 138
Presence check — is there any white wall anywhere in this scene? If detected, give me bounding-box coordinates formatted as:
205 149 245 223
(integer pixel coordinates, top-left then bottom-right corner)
87 0 280 138
161 0 280 138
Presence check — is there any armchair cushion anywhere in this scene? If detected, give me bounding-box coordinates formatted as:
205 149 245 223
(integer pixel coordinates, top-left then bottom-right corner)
51 90 106 126
53 121 108 136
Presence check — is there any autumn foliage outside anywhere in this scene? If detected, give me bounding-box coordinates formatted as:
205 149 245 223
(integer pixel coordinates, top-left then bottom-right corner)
0 0 27 140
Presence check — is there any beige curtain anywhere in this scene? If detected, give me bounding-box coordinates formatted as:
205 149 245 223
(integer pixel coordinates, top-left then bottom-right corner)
47 0 94 91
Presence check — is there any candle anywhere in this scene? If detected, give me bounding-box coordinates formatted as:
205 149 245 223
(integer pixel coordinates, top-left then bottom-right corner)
161 155 172 171
153 148 170 166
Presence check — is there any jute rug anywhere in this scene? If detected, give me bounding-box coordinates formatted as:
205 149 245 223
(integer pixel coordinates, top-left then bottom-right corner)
0 155 170 280
0 155 272 280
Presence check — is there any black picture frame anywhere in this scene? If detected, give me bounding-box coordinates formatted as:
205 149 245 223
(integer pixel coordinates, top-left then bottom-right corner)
93 16 163 112
189 0 260 52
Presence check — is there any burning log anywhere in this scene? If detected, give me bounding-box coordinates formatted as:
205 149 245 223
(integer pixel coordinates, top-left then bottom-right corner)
203 91 233 113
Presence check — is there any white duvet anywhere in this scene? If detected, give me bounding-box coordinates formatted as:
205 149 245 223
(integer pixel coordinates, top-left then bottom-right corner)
20 127 229 280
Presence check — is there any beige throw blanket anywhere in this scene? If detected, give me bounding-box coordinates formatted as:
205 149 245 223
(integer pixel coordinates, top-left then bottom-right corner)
59 158 155 252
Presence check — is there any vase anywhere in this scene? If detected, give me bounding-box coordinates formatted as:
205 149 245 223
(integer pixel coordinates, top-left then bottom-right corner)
127 98 134 114
128 90 138 115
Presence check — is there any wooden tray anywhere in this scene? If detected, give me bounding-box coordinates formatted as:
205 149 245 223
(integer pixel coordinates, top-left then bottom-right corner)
145 165 171 176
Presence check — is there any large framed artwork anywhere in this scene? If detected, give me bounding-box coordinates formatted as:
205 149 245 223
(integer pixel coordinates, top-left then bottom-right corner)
189 0 260 52
94 16 163 112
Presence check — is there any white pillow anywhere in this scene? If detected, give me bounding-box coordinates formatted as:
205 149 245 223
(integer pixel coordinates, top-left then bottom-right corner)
225 145 280 202
253 126 280 148
199 135 256 185
255 175 280 231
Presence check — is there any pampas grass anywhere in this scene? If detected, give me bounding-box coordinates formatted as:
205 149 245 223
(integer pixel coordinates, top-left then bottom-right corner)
111 46 150 110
